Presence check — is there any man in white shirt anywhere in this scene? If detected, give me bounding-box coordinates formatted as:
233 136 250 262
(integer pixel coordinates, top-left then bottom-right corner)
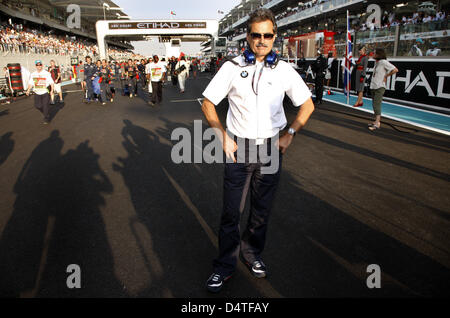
147 55 167 106
26 60 55 124
174 56 189 93
202 8 314 293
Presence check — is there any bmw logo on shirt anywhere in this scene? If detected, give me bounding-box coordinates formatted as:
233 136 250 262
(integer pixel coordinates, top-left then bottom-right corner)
241 71 248 78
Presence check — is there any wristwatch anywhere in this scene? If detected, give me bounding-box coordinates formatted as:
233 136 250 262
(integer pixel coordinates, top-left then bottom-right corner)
288 127 297 137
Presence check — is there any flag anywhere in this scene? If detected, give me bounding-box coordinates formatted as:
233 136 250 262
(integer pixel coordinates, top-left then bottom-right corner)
170 11 176 16
344 11 352 103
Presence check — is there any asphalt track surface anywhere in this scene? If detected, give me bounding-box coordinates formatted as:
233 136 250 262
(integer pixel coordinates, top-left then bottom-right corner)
0 74 449 298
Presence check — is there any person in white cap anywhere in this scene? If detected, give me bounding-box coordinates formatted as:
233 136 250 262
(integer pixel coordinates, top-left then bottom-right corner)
48 60 63 104
26 60 54 124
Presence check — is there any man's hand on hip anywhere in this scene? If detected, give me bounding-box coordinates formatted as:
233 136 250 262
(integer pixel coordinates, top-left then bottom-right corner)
277 133 294 154
224 134 238 163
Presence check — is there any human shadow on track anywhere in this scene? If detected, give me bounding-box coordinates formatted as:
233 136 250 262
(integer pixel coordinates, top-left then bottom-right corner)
0 132 14 166
112 119 231 298
112 117 450 298
113 118 292 298
0 131 126 297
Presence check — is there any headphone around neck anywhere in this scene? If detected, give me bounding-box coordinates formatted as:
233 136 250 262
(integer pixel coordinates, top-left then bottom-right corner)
243 49 279 68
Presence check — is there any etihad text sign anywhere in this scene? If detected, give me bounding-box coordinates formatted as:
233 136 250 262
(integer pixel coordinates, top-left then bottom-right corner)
109 22 207 30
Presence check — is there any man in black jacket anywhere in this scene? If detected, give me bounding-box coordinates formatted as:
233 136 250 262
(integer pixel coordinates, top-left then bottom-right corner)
137 59 146 89
83 56 97 104
99 59 113 105
312 49 327 105
125 59 138 98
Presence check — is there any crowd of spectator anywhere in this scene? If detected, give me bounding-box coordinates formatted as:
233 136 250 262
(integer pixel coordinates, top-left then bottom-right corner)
0 23 141 61
354 9 448 32
226 1 448 42
274 0 330 22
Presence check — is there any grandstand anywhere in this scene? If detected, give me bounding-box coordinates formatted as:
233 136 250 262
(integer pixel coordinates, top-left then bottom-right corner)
218 0 450 112
0 0 138 79
219 0 450 58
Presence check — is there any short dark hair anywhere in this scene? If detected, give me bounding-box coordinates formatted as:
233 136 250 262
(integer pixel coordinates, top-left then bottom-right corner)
375 48 387 60
247 8 277 34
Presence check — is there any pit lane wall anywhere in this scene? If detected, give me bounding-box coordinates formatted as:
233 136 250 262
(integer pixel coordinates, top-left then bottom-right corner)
297 57 450 113
0 53 72 76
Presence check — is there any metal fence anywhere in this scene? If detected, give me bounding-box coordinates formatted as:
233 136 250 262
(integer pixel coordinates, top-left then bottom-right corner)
332 20 449 57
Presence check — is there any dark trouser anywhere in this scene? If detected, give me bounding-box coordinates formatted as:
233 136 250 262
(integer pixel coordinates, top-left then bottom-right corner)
371 87 385 116
119 78 125 94
139 72 146 87
34 93 50 121
110 82 115 95
315 76 324 102
100 82 111 102
128 77 137 95
151 81 163 103
86 79 94 101
213 138 283 277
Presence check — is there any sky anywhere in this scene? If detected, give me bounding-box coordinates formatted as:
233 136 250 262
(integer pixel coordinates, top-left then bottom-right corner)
112 0 241 56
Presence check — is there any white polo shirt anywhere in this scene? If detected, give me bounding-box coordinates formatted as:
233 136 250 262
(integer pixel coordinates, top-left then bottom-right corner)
203 55 311 140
